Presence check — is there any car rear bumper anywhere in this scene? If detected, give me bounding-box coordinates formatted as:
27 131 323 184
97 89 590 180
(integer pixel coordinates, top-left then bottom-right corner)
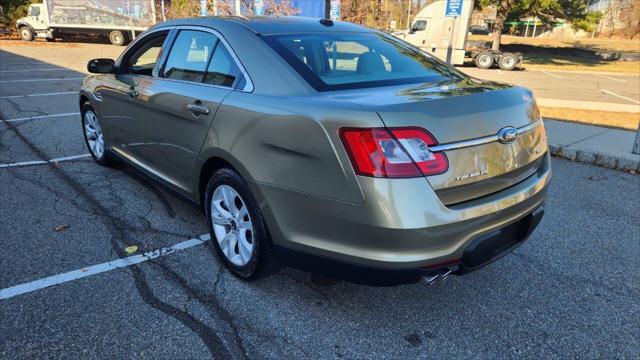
252 152 551 279
277 205 544 285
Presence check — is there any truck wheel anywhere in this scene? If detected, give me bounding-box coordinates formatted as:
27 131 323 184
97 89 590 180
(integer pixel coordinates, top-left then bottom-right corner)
498 53 518 71
19 27 34 42
109 31 127 46
474 52 494 69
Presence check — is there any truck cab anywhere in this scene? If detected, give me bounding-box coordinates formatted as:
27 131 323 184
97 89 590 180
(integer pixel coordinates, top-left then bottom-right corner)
396 0 522 70
17 3 51 41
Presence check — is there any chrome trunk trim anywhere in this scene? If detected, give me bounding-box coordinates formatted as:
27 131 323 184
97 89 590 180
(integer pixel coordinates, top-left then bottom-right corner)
429 120 543 152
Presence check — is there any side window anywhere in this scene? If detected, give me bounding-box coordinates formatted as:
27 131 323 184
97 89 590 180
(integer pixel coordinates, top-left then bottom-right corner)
412 20 427 32
124 32 168 76
29 6 40 17
162 30 218 83
204 44 241 87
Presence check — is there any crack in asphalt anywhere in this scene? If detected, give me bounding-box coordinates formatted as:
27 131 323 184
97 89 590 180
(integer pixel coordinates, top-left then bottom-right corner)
1 107 242 358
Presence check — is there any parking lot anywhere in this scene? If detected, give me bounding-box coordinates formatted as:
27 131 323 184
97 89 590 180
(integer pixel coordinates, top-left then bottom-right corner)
1 41 639 359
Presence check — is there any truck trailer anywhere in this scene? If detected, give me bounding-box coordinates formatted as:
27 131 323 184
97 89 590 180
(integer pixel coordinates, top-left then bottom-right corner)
17 0 156 46
395 0 522 70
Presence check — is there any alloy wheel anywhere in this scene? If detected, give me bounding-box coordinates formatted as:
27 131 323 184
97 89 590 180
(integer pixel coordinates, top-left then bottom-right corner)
210 185 255 266
83 110 105 159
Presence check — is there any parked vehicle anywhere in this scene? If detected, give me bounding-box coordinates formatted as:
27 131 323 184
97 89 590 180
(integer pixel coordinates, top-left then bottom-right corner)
396 0 523 70
469 25 490 35
16 0 155 45
80 17 550 285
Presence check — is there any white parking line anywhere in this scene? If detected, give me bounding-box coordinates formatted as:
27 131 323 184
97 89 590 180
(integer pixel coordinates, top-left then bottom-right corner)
602 89 640 105
0 68 72 73
0 154 91 169
542 71 563 79
0 77 84 84
0 112 79 123
0 234 211 300
0 91 77 99
596 74 627 83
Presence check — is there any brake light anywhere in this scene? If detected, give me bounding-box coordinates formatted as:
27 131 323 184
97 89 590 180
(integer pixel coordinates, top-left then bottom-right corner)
339 127 448 178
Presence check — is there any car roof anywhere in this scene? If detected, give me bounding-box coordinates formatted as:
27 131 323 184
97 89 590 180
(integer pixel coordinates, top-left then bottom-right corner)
153 16 370 35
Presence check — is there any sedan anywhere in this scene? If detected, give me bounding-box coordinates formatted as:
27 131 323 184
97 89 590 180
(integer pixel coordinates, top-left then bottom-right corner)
80 16 550 285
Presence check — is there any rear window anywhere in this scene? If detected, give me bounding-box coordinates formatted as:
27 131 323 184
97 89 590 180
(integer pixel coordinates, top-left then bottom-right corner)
263 32 460 91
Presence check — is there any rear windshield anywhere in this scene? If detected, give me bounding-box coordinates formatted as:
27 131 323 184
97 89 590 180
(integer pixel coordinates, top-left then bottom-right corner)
263 32 461 91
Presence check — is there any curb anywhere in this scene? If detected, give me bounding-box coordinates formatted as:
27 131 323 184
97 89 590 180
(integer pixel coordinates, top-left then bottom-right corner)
549 143 640 173
524 68 640 77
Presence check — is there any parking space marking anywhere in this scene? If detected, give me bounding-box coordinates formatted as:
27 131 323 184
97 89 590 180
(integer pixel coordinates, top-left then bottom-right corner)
602 89 640 105
0 77 84 84
0 234 211 300
0 112 79 123
0 154 91 169
0 91 77 99
542 71 563 79
596 74 627 83
0 68 73 73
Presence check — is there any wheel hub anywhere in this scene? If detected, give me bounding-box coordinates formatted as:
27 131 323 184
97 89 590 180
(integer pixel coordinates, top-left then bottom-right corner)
210 185 255 266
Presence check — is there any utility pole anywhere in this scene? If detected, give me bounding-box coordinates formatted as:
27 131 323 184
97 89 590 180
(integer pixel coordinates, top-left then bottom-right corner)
633 125 640 155
407 0 412 29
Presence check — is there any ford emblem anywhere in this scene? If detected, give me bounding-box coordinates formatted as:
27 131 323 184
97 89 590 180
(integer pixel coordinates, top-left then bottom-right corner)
497 127 518 144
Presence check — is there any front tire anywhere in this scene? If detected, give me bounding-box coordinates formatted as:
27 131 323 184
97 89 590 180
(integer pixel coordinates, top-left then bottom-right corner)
19 27 33 41
205 168 278 280
81 102 114 166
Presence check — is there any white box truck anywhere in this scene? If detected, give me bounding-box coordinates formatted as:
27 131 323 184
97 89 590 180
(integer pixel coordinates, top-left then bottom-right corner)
395 0 522 70
16 0 156 46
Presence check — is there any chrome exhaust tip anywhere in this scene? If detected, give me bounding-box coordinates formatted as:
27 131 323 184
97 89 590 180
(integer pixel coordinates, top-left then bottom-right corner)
419 268 455 287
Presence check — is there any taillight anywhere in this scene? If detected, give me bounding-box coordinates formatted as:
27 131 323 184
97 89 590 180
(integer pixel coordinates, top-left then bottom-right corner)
339 127 448 178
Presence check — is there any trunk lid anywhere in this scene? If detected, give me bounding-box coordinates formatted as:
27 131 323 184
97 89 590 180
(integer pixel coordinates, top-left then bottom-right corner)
327 78 548 205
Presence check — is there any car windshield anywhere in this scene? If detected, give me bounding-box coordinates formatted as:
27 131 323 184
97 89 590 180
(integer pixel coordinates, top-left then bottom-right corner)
263 32 461 91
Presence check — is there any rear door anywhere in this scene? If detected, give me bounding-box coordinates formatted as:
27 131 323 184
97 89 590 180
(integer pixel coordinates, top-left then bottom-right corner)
135 28 244 194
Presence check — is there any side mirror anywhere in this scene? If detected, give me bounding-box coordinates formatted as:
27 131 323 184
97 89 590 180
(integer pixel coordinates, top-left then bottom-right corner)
87 58 115 74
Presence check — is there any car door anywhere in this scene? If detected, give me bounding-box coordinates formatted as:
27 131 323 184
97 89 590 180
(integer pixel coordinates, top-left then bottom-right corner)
404 19 428 48
135 28 244 194
98 29 172 159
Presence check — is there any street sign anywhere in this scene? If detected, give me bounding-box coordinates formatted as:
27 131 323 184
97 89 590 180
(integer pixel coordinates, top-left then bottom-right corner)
254 0 264 16
445 0 463 17
329 0 340 20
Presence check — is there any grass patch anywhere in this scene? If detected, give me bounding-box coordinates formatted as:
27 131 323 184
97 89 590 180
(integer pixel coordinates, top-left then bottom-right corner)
540 107 639 131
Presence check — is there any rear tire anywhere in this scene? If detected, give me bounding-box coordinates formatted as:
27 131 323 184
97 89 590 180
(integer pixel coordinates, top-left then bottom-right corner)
19 27 33 41
474 51 494 69
498 53 518 71
205 168 279 280
108 30 127 46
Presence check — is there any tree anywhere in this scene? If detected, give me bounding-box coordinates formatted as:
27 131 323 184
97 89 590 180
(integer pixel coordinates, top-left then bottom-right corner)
477 0 602 50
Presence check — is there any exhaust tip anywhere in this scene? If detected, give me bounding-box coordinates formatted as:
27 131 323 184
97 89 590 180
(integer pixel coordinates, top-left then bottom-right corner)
419 268 455 287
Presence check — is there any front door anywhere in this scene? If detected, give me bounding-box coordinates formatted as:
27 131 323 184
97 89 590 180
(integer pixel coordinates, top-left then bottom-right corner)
99 30 171 160
404 19 428 49
135 29 243 193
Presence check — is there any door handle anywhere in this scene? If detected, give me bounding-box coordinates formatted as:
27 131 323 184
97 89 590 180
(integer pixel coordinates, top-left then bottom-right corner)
127 86 139 98
187 102 210 116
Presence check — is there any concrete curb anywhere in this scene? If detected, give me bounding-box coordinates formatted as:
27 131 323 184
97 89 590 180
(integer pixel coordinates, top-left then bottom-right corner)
549 143 640 173
524 68 640 77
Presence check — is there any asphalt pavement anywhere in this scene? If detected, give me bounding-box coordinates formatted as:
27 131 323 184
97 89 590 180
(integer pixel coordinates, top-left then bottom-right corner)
460 66 640 111
1 40 639 359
